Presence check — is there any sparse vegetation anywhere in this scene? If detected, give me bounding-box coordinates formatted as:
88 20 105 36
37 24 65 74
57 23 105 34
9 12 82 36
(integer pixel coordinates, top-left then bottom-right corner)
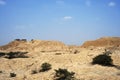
31 70 38 74
92 51 113 66
15 39 27 42
54 68 75 80
7 52 28 59
40 62 52 72
41 51 46 53
55 53 62 55
0 71 2 73
116 72 120 76
0 52 28 59
0 37 120 80
0 52 5 57
31 63 52 74
73 50 79 54
10 73 16 77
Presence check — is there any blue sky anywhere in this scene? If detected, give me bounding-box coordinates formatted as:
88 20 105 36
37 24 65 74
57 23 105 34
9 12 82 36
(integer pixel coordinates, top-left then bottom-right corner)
0 0 120 45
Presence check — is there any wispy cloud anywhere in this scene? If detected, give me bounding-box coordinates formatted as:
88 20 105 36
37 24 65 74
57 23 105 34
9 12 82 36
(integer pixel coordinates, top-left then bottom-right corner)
0 0 6 5
14 25 27 30
55 16 73 24
108 2 116 7
63 16 72 20
85 0 91 7
14 24 35 31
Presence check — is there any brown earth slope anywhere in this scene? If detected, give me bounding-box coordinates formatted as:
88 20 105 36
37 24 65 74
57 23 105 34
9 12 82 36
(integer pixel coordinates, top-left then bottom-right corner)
0 40 68 52
81 37 120 48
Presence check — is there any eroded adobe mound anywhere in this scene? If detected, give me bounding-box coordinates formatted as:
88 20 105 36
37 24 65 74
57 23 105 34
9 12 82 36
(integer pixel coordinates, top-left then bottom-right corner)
81 37 120 48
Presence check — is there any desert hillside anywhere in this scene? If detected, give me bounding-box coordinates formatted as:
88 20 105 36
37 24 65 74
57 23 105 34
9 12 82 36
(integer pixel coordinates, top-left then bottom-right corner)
0 37 120 80
0 39 68 52
81 37 120 48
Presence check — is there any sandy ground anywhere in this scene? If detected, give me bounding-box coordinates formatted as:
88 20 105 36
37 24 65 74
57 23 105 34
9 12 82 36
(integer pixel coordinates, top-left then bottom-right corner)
0 47 120 80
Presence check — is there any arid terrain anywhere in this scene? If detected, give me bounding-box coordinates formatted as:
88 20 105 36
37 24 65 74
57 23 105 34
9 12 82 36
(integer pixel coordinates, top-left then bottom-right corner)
0 37 120 80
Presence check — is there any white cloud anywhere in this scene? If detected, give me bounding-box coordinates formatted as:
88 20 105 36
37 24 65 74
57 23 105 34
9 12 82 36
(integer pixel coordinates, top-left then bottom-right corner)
0 0 6 5
63 16 72 20
86 0 91 7
108 2 116 7
55 16 72 24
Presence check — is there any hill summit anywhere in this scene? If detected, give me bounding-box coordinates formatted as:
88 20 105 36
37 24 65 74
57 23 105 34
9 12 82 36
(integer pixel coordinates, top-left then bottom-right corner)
81 37 120 48
0 39 68 52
